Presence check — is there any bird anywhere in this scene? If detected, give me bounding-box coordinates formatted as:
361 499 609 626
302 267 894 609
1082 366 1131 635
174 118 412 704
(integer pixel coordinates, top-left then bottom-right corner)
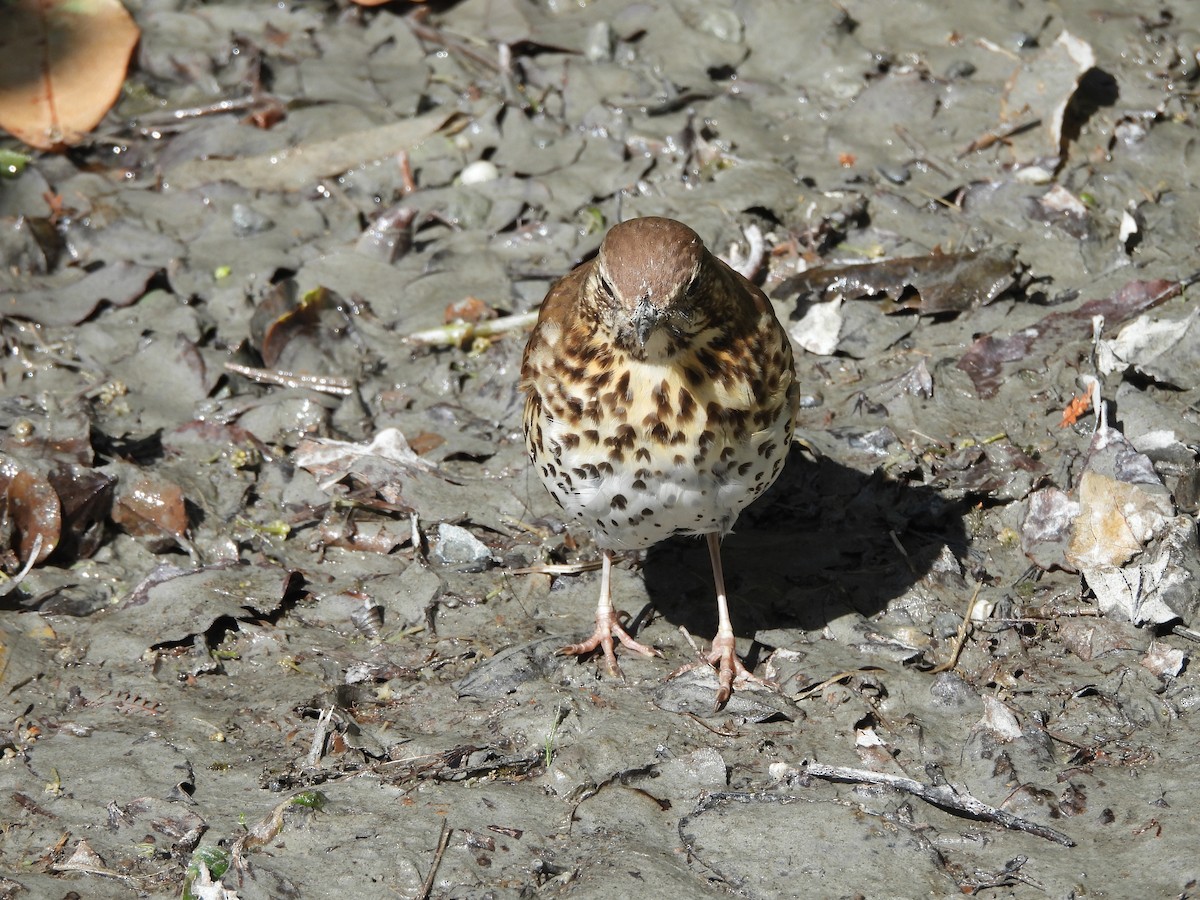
520 216 799 706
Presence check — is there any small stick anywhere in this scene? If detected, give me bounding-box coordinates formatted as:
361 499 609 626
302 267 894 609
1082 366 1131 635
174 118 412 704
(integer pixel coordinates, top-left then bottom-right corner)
224 362 354 396
799 761 1076 847
506 560 603 577
418 819 453 900
397 150 417 196
304 707 333 770
928 581 983 673
888 529 918 575
958 118 1042 157
406 18 501 73
1172 624 1200 643
789 667 881 702
404 310 539 346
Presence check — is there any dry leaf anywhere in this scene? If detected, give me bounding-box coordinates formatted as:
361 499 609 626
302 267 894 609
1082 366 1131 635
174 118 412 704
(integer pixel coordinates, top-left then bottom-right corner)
166 109 453 192
957 278 1182 398
110 468 189 551
0 0 140 150
778 247 1021 317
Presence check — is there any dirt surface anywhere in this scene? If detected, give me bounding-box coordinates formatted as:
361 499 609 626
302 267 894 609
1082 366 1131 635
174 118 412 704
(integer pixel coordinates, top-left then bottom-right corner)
2 1 1200 898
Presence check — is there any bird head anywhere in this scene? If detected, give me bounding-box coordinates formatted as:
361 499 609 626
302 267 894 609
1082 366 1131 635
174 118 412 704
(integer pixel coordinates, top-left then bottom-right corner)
587 217 711 358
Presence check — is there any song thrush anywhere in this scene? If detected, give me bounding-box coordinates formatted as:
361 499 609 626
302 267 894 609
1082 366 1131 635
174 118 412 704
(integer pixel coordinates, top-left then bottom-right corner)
521 216 799 705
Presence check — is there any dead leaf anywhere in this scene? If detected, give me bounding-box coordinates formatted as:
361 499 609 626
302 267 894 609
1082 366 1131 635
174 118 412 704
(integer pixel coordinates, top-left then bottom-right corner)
778 247 1021 317
294 428 477 523
1065 426 1200 627
165 109 454 192
249 283 343 369
1097 308 1200 389
1141 641 1186 678
1059 392 1091 428
1020 487 1079 571
0 462 62 565
956 278 1183 398
0 0 140 150
109 464 190 551
1068 471 1170 568
46 464 115 561
931 441 1045 501
1085 515 1200 627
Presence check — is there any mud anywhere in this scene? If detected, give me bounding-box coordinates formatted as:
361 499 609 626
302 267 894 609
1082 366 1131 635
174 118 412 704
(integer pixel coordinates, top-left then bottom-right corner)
2 1 1199 898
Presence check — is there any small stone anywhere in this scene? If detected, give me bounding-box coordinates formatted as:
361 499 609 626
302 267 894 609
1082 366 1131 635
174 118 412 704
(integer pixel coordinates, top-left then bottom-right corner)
929 671 979 708
231 203 274 236
458 160 499 186
432 523 493 569
584 21 614 62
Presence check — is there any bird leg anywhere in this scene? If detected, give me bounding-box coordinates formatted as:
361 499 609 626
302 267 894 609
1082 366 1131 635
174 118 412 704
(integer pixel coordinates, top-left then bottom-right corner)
673 533 774 707
559 549 663 675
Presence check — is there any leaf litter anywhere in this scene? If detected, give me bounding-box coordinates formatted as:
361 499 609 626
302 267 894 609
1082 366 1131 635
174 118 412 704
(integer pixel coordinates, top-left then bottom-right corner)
1 1 1199 898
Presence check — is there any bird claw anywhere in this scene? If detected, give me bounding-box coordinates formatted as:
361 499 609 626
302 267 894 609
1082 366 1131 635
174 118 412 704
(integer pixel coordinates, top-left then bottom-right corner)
669 632 775 709
558 608 663 677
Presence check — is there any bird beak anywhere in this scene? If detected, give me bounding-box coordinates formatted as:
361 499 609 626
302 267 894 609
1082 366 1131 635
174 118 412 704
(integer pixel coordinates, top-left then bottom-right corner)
632 298 661 348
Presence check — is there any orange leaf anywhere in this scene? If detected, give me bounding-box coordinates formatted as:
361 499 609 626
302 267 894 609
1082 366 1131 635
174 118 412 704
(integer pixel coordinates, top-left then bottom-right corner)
0 0 140 151
1058 392 1091 428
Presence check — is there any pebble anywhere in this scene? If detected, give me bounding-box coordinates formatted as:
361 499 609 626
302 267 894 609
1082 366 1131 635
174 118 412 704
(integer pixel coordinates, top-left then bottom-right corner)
458 160 499 186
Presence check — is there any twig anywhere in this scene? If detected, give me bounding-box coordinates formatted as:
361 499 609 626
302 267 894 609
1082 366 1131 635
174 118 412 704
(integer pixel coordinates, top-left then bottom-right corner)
888 529 918 576
683 712 743 737
0 533 43 596
506 560 603 577
397 150 416 196
789 667 882 702
799 762 1076 846
928 581 983 673
406 18 501 73
418 819 453 900
403 310 539 347
304 707 333 770
224 362 354 396
957 117 1042 157
1172 624 1200 643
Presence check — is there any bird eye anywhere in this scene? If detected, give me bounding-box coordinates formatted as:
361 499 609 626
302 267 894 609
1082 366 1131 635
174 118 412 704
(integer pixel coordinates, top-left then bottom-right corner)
596 274 615 301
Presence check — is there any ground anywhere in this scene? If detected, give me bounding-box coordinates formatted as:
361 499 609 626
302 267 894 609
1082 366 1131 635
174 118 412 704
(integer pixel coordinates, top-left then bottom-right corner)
1 1 1199 898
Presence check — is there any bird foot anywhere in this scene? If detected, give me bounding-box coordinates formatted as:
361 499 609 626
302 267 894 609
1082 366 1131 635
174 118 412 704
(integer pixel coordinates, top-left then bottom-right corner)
559 608 663 677
670 631 775 709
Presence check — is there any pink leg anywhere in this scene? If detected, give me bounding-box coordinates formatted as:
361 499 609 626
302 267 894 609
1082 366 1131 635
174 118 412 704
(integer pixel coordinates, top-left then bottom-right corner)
559 549 662 675
673 533 773 707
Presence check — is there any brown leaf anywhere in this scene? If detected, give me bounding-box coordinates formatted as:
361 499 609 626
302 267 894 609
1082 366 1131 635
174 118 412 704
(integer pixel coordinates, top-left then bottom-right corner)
0 463 61 564
249 282 341 369
0 0 141 150
956 279 1183 398
110 467 189 551
778 247 1021 316
47 464 115 561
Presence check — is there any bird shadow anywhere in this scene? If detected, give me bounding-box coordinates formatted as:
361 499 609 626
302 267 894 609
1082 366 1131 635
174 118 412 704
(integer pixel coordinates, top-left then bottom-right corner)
642 444 970 653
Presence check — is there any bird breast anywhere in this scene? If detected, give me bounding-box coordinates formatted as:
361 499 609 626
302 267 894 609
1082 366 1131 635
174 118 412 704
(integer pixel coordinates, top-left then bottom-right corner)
525 330 793 550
